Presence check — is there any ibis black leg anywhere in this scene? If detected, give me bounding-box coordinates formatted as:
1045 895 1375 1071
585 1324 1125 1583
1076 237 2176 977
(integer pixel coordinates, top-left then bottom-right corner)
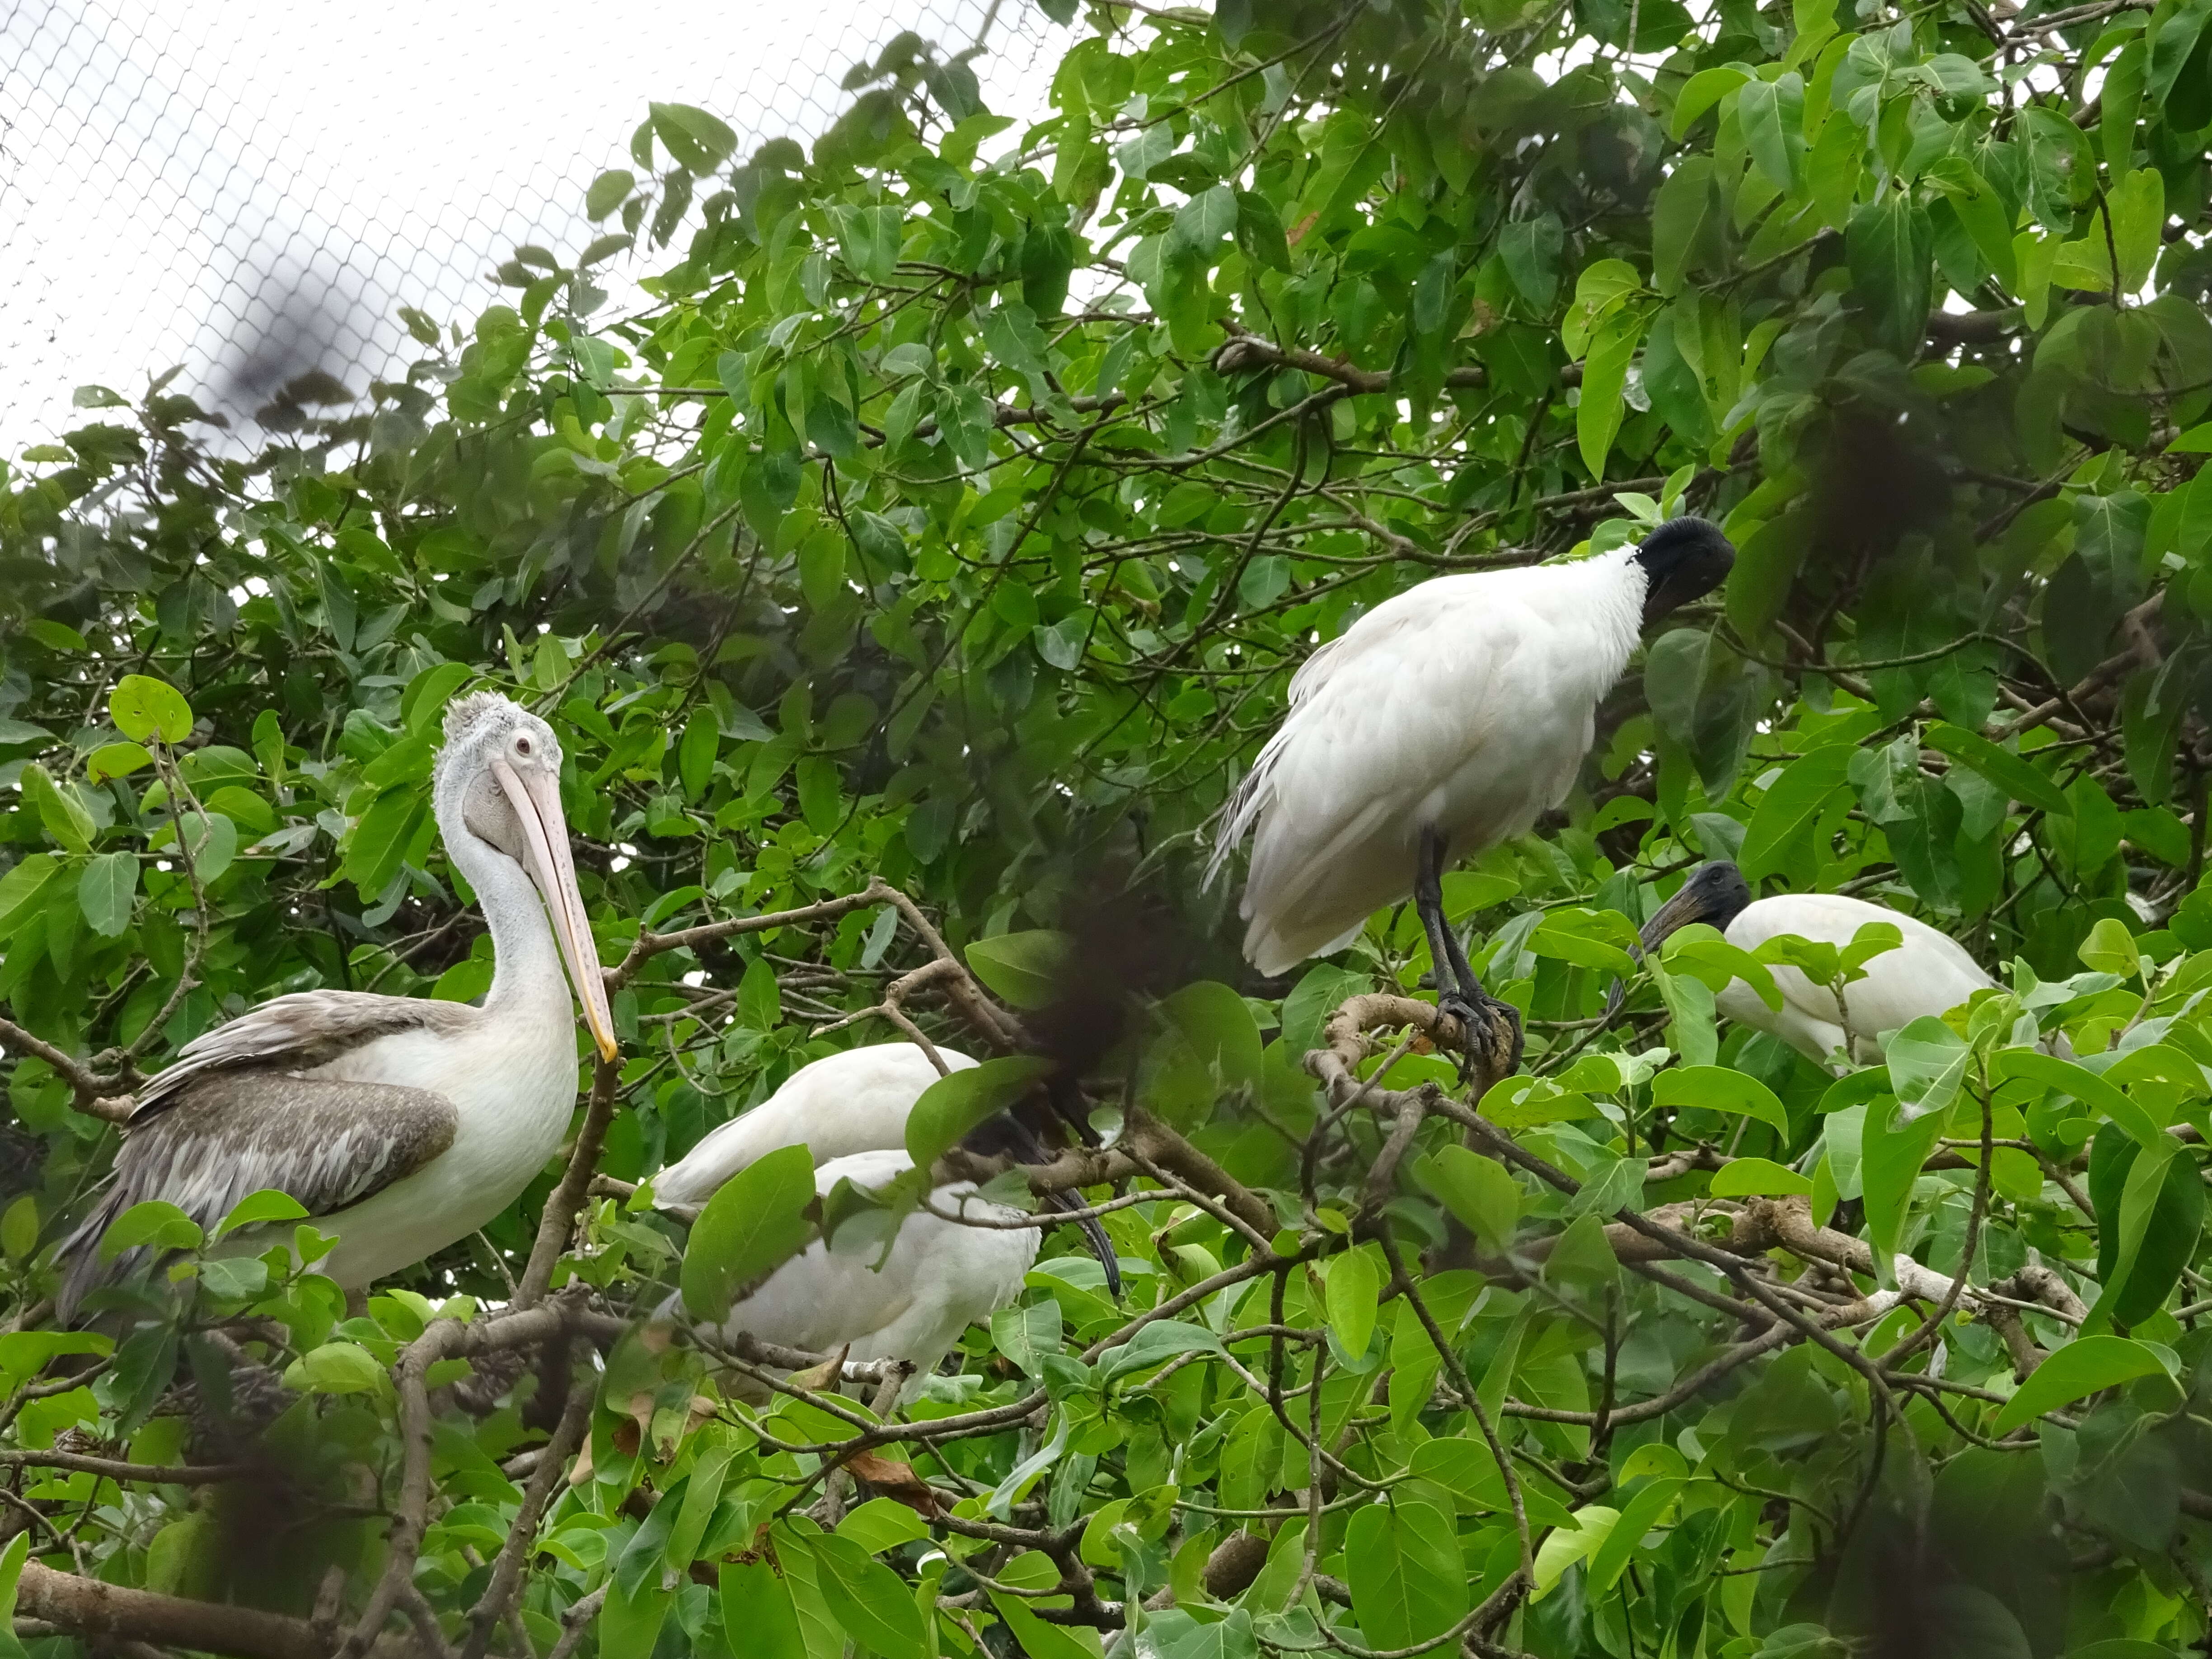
1414 827 1523 1076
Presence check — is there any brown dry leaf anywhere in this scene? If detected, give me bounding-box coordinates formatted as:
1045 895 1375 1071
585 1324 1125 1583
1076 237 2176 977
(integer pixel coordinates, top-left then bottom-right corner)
567 1435 597 1487
846 1450 943 1518
784 1346 851 1393
1287 211 1320 248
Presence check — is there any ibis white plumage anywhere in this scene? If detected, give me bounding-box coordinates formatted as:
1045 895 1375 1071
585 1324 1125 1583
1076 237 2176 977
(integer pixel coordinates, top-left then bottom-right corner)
650 1043 979 1208
1208 518 1734 1060
1629 861 2010 1070
653 1042 1118 1400
678 1148 1045 1404
58 692 617 1316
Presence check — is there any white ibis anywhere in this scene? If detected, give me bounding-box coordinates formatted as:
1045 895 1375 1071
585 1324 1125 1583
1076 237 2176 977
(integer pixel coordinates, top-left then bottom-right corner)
1626 861 2008 1069
57 691 617 1316
1208 519 1735 1062
681 1147 1050 1404
651 1044 979 1207
653 1042 1120 1397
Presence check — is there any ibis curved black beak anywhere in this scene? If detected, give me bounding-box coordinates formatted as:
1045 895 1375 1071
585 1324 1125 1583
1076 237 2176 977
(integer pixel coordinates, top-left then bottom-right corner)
1601 861 1752 1026
961 1109 1122 1300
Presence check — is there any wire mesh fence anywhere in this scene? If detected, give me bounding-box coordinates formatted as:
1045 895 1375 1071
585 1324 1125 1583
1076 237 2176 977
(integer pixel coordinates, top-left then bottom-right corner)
0 0 1067 451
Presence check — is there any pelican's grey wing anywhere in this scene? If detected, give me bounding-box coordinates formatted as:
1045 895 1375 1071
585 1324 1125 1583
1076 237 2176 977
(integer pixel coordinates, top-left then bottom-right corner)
131 990 478 1119
58 1073 456 1317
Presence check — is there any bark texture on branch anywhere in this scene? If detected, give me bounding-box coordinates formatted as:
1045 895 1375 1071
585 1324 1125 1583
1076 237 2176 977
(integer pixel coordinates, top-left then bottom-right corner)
15 1562 413 1659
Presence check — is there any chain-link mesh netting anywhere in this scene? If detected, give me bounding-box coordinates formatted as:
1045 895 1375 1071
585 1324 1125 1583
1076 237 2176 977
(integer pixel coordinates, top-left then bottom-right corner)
0 0 1066 450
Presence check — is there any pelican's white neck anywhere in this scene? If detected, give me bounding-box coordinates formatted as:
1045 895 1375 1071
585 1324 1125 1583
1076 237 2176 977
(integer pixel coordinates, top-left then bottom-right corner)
435 787 569 1021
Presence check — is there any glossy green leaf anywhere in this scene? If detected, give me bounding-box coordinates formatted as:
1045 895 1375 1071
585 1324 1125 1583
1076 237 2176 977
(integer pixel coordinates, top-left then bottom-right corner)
1992 1336 2172 1431
680 1143 819 1322
1343 1501 1467 1650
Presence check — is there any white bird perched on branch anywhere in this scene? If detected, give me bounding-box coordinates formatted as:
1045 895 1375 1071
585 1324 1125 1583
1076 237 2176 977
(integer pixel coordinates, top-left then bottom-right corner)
1622 861 2025 1070
1208 519 1735 1065
58 692 617 1317
653 1043 1120 1399
652 1045 979 1208
681 1147 1050 1405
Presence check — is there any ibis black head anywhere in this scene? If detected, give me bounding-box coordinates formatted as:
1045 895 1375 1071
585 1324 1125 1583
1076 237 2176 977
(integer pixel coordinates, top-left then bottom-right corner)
1600 861 1753 1026
1633 516 1735 627
1640 861 1753 951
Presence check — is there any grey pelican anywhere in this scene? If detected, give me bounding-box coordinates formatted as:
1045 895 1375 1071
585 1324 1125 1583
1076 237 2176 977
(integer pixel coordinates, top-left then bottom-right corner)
653 1042 1120 1397
1206 518 1734 1061
57 691 617 1315
1624 861 2016 1070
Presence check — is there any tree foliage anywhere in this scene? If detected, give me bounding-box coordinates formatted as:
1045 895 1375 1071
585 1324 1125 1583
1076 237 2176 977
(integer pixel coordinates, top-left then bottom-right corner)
5 0 2212 1656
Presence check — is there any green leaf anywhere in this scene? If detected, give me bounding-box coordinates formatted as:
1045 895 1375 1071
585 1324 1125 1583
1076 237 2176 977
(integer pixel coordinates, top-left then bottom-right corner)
1846 195 1934 358
1925 723 2074 816
1324 1247 1381 1358
1709 1157 1814 1196
1413 1145 1523 1254
0 1534 31 1659
2088 1124 2204 1327
213 1189 311 1242
1860 1094 1949 1289
2080 917 2141 979
680 1143 820 1322
679 710 719 801
1992 1336 2172 1431
1650 1067 1791 1139
2108 167 2164 293
1 1197 36 1263
650 102 739 171
1739 745 1853 880
2147 0 2212 125
721 1561 807 1659
1585 1478 1683 1596
343 790 427 900
586 169 636 220
1577 308 1647 478
991 1298 1064 1384
737 956 781 1031
599 1579 671 1659
110 674 193 743
0 855 58 943
1672 65 1754 136
965 930 1073 1008
1885 1016 1971 1119
291 1341 388 1396
1097 1320 1224 1383
87 741 152 782
805 1531 931 1659
903 1054 1055 1169
1170 185 1238 256
1651 157 1721 297
77 851 136 937
1161 980 1265 1089
98 1200 204 1261
1344 1501 1467 1650
21 764 93 854
989 1590 1103 1659
1739 74 1806 193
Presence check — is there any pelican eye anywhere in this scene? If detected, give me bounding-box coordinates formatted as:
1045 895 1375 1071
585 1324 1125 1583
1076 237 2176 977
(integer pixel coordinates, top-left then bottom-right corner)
515 736 533 757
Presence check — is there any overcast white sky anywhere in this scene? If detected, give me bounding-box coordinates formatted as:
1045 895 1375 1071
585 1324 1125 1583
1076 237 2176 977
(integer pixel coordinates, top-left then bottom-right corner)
0 0 1069 449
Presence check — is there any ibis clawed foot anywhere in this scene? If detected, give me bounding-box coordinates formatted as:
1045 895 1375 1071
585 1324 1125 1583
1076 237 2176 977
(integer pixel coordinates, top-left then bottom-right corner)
1413 827 1522 1078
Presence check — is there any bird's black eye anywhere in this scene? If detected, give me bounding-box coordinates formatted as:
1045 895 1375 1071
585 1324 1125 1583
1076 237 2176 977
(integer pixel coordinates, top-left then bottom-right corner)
516 736 532 756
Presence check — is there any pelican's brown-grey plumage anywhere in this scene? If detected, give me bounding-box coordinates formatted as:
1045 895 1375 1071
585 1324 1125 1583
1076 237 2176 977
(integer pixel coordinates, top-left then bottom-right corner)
57 692 618 1316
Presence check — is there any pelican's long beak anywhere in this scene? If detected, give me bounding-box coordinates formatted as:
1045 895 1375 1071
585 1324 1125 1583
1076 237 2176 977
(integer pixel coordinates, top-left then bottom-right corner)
493 757 619 1062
